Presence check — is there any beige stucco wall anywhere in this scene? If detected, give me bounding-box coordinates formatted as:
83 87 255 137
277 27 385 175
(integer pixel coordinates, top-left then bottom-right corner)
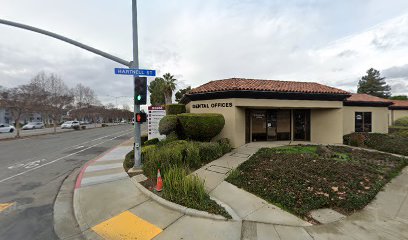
389 109 408 125
186 98 345 147
343 106 389 135
234 98 343 109
311 109 343 144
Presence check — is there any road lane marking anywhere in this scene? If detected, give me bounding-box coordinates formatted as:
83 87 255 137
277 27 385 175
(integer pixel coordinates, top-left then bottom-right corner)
0 202 15 212
92 211 162 240
0 131 131 184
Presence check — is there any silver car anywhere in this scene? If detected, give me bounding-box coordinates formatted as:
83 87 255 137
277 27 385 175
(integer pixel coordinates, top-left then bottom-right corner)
22 122 44 130
0 123 15 133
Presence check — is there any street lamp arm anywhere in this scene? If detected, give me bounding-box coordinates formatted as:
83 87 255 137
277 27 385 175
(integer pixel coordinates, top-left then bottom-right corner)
0 18 131 67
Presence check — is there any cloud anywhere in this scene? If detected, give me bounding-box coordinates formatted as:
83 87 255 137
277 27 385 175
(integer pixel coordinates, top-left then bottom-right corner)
383 64 408 79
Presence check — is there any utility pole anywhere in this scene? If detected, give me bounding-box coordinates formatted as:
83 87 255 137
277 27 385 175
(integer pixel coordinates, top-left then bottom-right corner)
131 0 142 170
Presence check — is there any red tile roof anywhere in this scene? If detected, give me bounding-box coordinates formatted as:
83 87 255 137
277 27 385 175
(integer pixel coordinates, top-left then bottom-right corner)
391 100 408 107
189 78 350 95
345 94 392 103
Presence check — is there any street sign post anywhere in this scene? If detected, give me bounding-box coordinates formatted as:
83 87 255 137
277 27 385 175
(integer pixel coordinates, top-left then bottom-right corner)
114 68 156 76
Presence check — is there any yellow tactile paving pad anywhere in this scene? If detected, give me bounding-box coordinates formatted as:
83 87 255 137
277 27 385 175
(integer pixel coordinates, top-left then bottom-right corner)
0 202 14 212
92 211 162 240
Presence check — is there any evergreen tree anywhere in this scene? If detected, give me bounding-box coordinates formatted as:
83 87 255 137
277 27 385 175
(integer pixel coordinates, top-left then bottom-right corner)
389 95 408 100
175 86 191 103
148 77 165 106
357 68 391 98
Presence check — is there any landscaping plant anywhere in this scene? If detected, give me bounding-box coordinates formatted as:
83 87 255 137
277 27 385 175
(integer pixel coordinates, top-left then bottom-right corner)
163 166 231 219
226 145 407 219
165 104 186 115
344 132 408 156
177 113 225 141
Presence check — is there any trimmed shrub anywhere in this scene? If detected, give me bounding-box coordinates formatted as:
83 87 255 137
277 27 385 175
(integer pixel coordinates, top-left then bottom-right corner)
166 104 186 115
344 132 408 156
159 115 178 135
178 113 225 141
143 138 159 146
395 117 408 127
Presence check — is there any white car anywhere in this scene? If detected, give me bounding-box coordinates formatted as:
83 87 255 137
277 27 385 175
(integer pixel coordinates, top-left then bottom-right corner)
0 123 15 133
61 121 80 129
22 122 44 130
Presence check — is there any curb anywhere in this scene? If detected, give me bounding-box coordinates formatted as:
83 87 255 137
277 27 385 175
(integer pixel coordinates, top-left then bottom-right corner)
53 167 86 240
129 176 228 221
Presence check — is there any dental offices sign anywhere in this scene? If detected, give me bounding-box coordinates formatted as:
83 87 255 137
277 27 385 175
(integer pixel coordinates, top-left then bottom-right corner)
191 102 233 109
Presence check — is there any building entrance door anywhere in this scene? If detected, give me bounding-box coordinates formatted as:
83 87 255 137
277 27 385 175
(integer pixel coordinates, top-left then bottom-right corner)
293 110 310 141
250 109 292 142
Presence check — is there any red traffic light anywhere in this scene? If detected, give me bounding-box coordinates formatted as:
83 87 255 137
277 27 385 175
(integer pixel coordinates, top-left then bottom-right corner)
135 113 147 123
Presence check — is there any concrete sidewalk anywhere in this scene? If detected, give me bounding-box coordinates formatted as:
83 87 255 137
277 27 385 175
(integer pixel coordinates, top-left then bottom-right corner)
61 141 408 239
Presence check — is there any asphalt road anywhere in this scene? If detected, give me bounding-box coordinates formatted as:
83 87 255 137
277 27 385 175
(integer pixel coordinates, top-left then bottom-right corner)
0 123 118 140
0 124 143 240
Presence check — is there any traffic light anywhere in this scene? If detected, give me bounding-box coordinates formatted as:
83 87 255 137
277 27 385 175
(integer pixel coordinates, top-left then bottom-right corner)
134 76 147 105
135 112 147 123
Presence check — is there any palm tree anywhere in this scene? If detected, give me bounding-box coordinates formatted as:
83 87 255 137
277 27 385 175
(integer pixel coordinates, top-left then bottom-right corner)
162 73 177 104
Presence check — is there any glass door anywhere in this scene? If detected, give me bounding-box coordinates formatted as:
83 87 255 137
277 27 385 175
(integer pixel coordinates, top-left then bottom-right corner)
267 110 277 141
293 110 310 141
251 110 267 141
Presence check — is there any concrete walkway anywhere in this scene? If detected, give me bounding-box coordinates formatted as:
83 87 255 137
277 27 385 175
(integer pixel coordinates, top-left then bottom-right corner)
64 140 408 239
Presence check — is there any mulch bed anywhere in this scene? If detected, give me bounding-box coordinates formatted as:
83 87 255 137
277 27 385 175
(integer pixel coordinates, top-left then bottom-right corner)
226 145 407 221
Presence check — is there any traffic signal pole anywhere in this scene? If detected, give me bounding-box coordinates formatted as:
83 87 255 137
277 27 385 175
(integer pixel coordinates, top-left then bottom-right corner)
131 0 142 170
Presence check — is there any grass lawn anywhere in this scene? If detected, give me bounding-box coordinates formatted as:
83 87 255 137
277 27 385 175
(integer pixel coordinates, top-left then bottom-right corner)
226 145 408 220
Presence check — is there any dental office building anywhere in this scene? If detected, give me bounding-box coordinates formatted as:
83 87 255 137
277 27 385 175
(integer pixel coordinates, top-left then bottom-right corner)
181 78 392 148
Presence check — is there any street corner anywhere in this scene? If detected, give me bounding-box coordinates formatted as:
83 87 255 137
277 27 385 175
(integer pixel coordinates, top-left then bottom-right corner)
91 211 162 240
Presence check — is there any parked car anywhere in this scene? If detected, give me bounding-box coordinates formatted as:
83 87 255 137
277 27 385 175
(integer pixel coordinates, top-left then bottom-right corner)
22 122 44 130
0 123 15 133
61 121 80 129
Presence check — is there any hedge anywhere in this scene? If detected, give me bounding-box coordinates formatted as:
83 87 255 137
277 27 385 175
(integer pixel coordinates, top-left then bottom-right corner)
178 113 225 141
395 117 408 127
344 132 408 156
159 115 178 136
166 104 186 115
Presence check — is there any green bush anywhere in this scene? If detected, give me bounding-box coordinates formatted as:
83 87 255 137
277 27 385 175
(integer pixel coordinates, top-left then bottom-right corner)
159 115 178 135
395 117 408 127
165 104 186 115
197 142 223 164
344 132 408 156
217 138 232 154
142 142 185 179
178 113 225 141
163 166 231 219
143 138 159 146
123 150 134 170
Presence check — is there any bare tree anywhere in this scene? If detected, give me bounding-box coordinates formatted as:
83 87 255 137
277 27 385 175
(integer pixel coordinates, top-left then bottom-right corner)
30 72 74 133
0 84 47 137
73 83 99 108
122 104 130 111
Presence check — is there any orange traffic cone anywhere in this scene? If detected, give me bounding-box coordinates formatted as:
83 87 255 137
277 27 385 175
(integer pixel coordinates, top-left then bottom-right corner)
155 169 163 192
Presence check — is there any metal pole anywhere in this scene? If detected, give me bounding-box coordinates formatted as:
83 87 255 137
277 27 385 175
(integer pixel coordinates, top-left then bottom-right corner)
132 0 142 169
0 19 130 67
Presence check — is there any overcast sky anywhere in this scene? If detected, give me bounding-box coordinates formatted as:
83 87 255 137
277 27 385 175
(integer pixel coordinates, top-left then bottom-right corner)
1 0 408 108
